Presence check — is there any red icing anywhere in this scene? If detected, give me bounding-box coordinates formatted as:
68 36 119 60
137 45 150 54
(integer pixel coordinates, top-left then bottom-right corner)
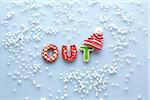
62 45 77 62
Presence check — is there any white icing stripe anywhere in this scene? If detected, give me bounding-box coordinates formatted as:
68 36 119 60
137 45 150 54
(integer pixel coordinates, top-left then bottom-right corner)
84 41 102 50
85 39 103 45
84 42 101 50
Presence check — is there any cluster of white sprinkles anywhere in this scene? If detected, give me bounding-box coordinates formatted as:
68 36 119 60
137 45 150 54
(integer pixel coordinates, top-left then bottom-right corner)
0 0 149 100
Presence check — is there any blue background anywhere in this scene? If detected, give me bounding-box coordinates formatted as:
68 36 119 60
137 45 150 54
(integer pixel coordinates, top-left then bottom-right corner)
0 0 149 100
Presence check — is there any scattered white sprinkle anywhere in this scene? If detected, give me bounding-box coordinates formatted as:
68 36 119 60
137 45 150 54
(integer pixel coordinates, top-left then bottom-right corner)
45 67 49 71
48 72 53 77
49 94 53 98
124 87 128 92
104 93 108 97
137 95 142 100
125 74 130 79
13 89 17 93
18 80 22 84
130 69 134 73
40 97 46 100
24 97 29 100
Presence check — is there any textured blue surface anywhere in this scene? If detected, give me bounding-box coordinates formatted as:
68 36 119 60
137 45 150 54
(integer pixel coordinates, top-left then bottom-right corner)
0 0 149 100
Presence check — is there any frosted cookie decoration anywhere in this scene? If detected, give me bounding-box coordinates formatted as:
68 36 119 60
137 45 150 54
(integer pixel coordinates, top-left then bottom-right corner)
62 45 77 62
80 45 94 62
83 27 103 50
42 44 59 63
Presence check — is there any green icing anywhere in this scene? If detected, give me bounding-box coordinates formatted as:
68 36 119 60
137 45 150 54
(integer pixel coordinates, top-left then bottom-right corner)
80 45 94 62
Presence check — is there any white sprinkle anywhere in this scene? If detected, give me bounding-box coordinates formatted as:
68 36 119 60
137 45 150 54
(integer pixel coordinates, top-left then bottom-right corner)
55 96 59 100
115 83 119 87
13 89 17 93
64 93 68 97
95 60 99 64
104 93 108 97
137 95 142 100
99 97 103 100
7 73 11 76
137 62 141 67
48 73 53 77
40 97 46 100
111 83 115 87
57 90 61 93
36 84 42 88
124 87 128 92
24 97 29 100
67 37 71 41
18 80 22 84
49 94 52 98
45 67 48 71
125 74 130 78
130 69 134 73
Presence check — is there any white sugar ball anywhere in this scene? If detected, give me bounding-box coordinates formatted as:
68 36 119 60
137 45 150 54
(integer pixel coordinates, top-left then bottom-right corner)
124 87 128 92
24 97 29 100
95 27 103 34
137 95 142 100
